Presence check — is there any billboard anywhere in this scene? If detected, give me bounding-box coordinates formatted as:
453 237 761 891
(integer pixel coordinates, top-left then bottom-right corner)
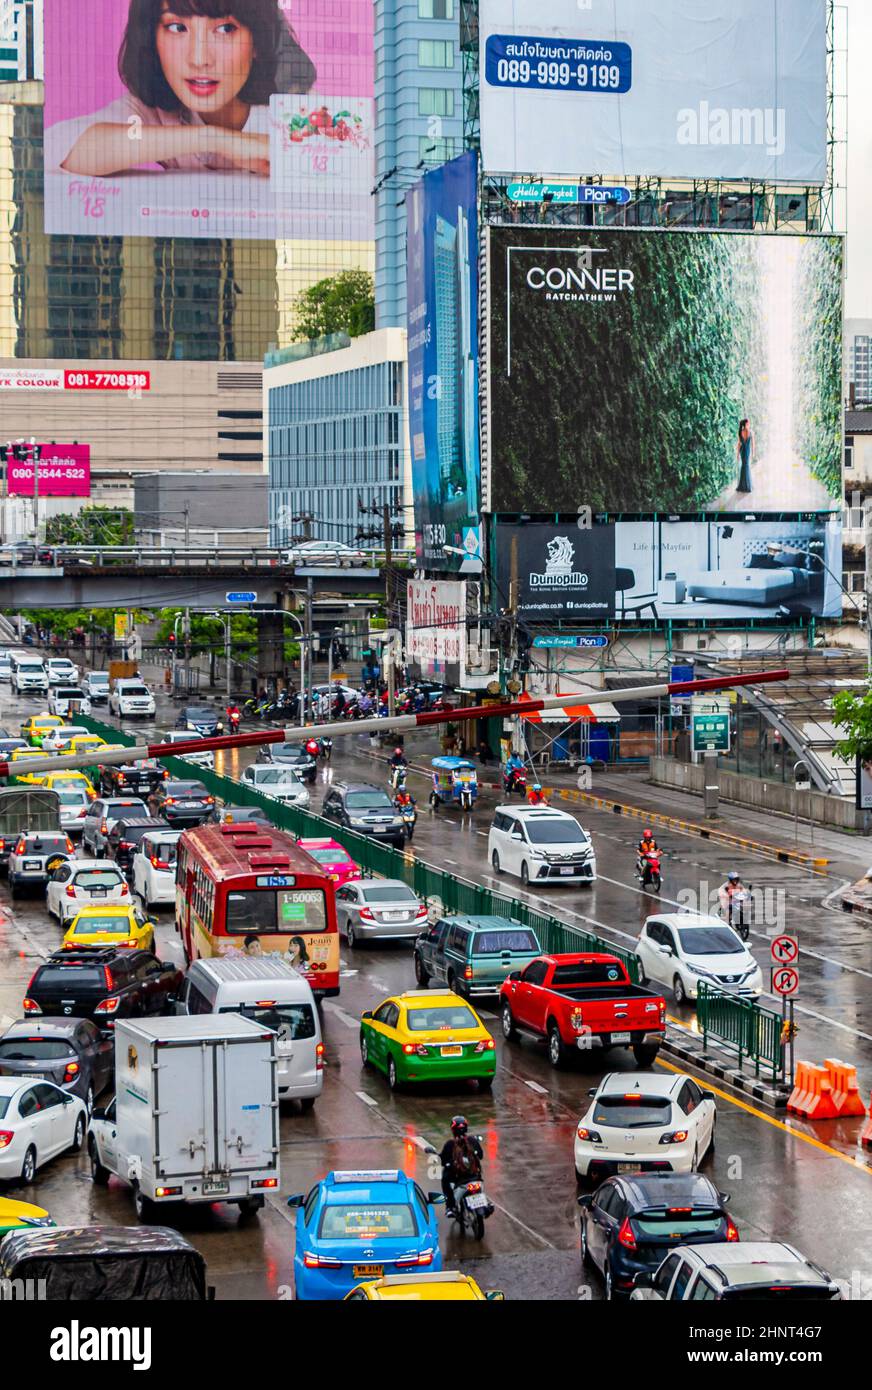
0 369 151 391
496 517 842 621
43 0 374 241
406 579 466 688
479 0 827 183
7 445 91 497
487 227 843 516
407 151 482 574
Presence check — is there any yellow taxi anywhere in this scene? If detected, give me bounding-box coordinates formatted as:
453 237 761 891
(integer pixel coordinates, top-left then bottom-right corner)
359 990 496 1090
31 770 97 800
345 1272 503 1301
19 714 65 747
62 904 156 952
0 1197 55 1238
66 734 107 757
10 747 48 782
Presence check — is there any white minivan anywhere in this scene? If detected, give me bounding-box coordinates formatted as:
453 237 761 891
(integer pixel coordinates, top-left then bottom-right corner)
488 805 597 886
0 650 12 682
10 653 48 695
178 956 324 1109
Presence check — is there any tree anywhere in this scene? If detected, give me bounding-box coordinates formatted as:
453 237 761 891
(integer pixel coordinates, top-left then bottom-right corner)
292 270 375 342
833 684 872 764
46 507 133 547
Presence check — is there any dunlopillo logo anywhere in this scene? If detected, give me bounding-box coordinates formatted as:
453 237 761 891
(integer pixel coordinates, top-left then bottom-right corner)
530 537 589 589
525 248 635 302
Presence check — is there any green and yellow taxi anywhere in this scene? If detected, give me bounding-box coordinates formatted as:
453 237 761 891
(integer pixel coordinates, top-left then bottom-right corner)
0 1197 55 1236
345 1272 503 1301
19 714 65 747
62 904 156 952
10 747 48 782
359 990 496 1091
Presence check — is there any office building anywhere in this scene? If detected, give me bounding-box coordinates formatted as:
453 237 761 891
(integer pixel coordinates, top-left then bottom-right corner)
374 0 464 327
845 319 872 407
0 0 42 83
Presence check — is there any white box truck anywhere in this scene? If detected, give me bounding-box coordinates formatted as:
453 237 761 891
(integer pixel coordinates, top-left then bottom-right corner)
89 1014 280 1222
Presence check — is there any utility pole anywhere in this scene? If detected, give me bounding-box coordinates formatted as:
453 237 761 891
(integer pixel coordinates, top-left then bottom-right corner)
225 615 232 707
305 577 314 725
183 608 191 696
31 438 39 540
183 504 190 549
384 503 396 718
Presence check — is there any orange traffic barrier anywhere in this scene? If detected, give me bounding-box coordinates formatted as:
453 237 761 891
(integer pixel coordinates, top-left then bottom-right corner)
861 1096 872 1152
786 1061 839 1120
823 1059 867 1118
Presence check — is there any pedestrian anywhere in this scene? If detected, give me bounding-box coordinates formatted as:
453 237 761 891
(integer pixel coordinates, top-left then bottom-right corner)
477 739 492 765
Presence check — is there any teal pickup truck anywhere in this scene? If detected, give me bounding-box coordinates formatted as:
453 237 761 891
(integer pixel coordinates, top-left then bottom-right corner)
414 914 542 999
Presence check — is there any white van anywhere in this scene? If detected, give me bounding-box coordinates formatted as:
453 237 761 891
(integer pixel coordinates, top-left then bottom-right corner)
0 651 12 683
109 678 156 719
10 653 48 695
488 805 597 886
179 956 323 1109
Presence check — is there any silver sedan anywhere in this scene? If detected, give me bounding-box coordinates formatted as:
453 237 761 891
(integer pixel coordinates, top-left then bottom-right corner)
335 879 429 947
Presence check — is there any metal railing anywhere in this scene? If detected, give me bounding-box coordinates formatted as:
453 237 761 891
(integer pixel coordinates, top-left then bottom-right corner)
697 983 784 1082
79 714 643 982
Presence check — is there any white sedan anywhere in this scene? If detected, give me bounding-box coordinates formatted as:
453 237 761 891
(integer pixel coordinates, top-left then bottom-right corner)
240 764 310 807
574 1072 716 1182
46 859 131 926
158 731 215 770
636 913 763 1004
0 1077 87 1183
41 724 91 753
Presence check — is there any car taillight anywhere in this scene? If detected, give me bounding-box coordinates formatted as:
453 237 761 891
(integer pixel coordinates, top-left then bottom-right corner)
570 1009 584 1031
95 997 120 1014
0 1132 14 1149
155 1186 183 1198
576 1127 602 1144
63 1061 80 1083
165 798 175 806
66 885 77 898
119 841 132 851
251 1178 279 1190
120 884 129 897
23 998 41 1014
316 1042 325 1071
394 1251 433 1268
659 1130 689 1145
0 838 5 851
725 1216 740 1242
100 822 108 834
14 839 25 855
358 908 375 921
402 1043 416 1054
414 906 428 918
65 837 74 853
475 1037 494 1052
618 1218 637 1251
205 796 214 805
464 966 473 980
103 966 114 989
124 939 138 947
302 1252 341 1269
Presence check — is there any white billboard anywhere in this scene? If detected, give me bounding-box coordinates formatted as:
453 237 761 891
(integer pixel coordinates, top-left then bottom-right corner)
480 0 827 184
406 579 467 687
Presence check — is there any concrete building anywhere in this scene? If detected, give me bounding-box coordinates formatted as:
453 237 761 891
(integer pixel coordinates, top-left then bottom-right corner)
134 472 268 549
844 319 872 407
265 329 410 549
0 0 42 83
374 0 463 327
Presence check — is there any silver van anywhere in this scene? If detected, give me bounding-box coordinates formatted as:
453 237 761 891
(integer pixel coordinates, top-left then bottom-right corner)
179 956 323 1109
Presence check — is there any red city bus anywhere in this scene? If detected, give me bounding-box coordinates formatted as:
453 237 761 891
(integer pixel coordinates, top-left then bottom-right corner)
176 822 340 998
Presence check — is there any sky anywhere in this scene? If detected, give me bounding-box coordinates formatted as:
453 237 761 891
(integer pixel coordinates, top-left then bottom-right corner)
844 0 871 317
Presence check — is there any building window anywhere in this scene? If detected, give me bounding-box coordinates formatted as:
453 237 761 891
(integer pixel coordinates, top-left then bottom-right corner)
845 436 854 469
418 39 454 68
419 136 459 163
419 88 455 117
852 572 866 593
419 0 455 17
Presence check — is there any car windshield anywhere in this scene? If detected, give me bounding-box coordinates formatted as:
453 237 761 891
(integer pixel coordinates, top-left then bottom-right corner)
122 687 150 698
274 744 306 757
88 674 109 685
57 791 87 807
108 801 148 815
56 688 85 698
593 1097 673 1128
185 708 214 720
405 1005 479 1032
319 1203 416 1240
634 1210 727 1238
524 819 588 845
169 731 202 742
0 1039 73 1061
307 848 352 865
231 1003 316 1039
258 768 297 785
473 929 539 955
346 791 393 809
115 827 152 844
362 886 415 904
166 785 204 797
72 916 130 935
678 928 744 956
73 869 123 888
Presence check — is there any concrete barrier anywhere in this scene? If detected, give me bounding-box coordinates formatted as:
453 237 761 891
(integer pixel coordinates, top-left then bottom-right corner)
649 756 861 831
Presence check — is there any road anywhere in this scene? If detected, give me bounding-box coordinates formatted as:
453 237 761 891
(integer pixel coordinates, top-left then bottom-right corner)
1 683 870 1301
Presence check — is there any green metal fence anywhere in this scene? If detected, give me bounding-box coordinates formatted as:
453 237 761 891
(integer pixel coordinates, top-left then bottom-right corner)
697 983 784 1082
79 715 643 982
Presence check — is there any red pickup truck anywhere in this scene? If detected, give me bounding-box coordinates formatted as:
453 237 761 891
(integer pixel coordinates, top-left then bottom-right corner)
499 953 666 1069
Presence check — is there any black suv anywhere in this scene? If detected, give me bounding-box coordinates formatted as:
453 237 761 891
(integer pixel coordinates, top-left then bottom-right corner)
148 780 215 828
258 741 317 783
23 948 184 1030
107 816 170 876
100 758 165 798
321 782 405 849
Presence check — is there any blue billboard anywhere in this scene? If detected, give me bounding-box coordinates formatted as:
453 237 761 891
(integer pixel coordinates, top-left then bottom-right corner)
407 150 481 573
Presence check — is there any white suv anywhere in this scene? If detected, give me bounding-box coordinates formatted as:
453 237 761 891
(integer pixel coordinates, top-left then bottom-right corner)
11 655 48 695
488 805 596 886
636 913 763 1006
109 679 155 719
47 657 79 686
131 829 181 910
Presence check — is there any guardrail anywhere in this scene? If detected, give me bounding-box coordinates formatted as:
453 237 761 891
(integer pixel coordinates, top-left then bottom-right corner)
697 983 784 1082
80 714 643 983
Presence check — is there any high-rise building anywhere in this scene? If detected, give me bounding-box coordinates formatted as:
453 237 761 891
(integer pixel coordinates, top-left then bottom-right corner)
374 0 463 327
845 319 872 407
0 0 42 83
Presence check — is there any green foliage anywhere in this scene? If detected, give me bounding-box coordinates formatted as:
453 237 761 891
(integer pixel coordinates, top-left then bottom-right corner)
292 269 375 342
793 237 842 499
832 683 872 764
45 507 134 547
10 607 117 638
153 609 299 665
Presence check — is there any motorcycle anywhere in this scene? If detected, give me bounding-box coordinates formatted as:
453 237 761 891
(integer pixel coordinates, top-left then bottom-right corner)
503 766 527 798
227 709 241 734
319 736 333 762
395 799 417 841
637 848 662 892
448 1177 494 1241
389 762 408 794
722 886 753 941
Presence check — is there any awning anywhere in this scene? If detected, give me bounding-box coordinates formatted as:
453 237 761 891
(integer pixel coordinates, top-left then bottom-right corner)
518 691 620 723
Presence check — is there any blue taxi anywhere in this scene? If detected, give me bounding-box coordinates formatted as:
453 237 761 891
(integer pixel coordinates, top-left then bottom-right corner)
288 1169 444 1300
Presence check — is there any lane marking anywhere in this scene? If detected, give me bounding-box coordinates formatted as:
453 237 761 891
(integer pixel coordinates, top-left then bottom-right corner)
654 1057 872 1176
322 1002 360 1030
355 1090 379 1108
523 1079 549 1095
489 1199 557 1250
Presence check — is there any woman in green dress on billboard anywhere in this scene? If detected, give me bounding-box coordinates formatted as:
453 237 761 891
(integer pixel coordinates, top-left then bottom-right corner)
736 418 755 494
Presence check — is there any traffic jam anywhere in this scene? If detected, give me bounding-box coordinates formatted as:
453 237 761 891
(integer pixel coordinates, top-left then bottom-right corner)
0 654 867 1318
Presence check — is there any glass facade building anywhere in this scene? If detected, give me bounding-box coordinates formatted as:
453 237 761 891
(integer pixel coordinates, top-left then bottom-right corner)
374 0 463 327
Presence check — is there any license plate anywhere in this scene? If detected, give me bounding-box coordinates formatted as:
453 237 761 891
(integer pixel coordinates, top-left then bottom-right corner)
24 860 41 870
203 1179 229 1195
611 1032 631 1044
24 1072 47 1081
617 1163 640 1174
89 888 107 897
559 867 575 875
382 912 408 922
179 802 201 809
441 1045 462 1057
353 1264 383 1279
466 1193 488 1210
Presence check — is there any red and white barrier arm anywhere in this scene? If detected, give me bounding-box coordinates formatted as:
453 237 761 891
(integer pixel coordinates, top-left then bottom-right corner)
0 669 788 781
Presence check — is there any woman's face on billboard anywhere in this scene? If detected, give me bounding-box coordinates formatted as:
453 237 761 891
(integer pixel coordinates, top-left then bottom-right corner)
156 5 255 117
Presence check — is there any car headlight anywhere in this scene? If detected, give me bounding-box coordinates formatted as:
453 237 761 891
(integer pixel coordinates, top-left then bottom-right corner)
350 817 368 828
391 817 403 827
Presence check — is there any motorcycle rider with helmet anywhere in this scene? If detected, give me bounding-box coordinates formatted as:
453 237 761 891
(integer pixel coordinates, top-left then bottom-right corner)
440 1116 484 1217
637 827 659 876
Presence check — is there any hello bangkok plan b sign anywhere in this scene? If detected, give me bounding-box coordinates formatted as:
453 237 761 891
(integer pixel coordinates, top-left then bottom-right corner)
479 0 827 184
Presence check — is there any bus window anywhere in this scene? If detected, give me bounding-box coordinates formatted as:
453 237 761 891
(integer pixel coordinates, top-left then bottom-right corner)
225 888 327 934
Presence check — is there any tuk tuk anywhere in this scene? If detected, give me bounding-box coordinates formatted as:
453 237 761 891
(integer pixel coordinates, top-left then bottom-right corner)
429 756 478 812
0 1225 213 1300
